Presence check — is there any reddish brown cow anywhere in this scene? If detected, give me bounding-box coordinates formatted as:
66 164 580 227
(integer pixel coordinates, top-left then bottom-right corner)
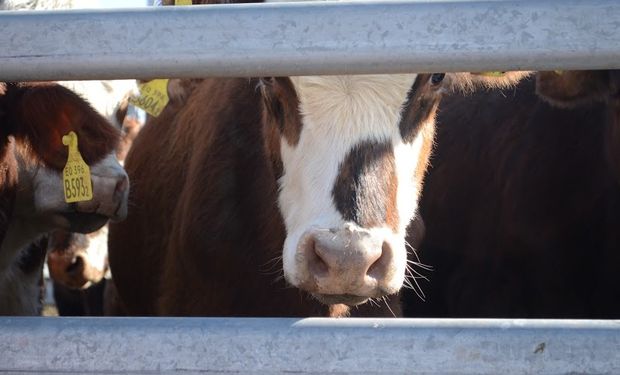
107 68 526 317
403 70 620 318
0 82 129 315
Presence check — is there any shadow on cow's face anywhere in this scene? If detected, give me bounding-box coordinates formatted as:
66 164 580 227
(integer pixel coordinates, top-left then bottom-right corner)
259 74 447 305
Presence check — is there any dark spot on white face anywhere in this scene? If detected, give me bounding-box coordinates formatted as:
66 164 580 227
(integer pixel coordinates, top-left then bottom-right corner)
331 140 398 231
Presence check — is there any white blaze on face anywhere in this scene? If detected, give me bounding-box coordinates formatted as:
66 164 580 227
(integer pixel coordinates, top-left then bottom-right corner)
278 74 425 293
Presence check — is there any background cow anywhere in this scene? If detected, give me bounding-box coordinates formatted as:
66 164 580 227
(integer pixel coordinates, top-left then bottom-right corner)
403 70 620 318
0 82 129 315
47 97 143 316
1 0 143 318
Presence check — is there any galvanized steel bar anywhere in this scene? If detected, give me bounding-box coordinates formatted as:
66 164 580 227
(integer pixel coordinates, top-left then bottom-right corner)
0 0 619 81
1 317 620 374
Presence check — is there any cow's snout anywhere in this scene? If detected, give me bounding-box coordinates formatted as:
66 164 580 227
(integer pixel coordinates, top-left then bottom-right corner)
73 154 129 222
293 226 401 305
48 251 106 289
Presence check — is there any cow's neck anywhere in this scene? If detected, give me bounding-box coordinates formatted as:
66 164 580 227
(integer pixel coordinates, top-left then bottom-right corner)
605 98 620 184
0 154 54 274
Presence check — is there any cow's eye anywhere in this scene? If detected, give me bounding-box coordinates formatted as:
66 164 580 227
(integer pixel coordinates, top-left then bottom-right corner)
430 73 445 85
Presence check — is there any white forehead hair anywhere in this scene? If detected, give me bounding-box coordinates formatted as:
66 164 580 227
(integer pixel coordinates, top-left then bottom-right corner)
289 74 417 141
278 74 417 233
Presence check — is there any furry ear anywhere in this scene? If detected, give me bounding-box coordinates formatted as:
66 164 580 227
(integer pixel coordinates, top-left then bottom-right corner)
535 70 615 109
446 71 531 93
6 83 120 170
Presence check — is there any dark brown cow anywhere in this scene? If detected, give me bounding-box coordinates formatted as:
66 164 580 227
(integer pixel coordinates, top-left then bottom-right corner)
403 70 620 318
0 82 129 315
107 69 526 317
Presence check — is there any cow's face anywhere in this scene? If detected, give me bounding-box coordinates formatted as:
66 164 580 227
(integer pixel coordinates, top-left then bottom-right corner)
0 83 129 235
261 72 529 306
260 74 449 305
47 229 109 289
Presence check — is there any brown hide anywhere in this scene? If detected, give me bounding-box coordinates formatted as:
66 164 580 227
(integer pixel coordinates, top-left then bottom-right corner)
403 72 620 318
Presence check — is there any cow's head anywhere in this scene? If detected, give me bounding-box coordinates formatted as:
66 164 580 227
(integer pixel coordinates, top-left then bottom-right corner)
47 229 108 289
0 82 129 234
259 72 528 305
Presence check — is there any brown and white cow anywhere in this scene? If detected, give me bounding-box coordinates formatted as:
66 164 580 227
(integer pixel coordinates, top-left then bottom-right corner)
47 98 143 316
0 82 129 315
402 70 620 318
107 68 526 317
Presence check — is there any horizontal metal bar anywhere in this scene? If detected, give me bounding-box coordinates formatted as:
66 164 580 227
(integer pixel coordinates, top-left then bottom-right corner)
1 317 620 374
0 0 619 81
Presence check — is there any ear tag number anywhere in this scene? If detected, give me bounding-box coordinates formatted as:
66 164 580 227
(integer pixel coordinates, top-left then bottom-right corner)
62 131 93 203
129 79 170 117
175 0 192 4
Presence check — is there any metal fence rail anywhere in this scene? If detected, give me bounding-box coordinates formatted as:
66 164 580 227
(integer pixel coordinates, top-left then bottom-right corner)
1 317 620 374
1 1 620 374
0 0 620 81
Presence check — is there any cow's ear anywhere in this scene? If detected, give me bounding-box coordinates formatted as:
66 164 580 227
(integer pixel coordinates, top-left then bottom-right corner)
9 83 120 170
536 70 613 108
446 71 531 93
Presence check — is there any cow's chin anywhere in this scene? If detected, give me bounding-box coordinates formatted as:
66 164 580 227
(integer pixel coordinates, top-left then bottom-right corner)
51 212 110 233
313 293 370 307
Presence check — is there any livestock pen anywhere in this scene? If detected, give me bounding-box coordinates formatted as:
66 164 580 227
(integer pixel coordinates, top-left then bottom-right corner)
1 1 620 373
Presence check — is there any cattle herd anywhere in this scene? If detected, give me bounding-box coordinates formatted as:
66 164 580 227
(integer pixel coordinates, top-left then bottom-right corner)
0 0 619 319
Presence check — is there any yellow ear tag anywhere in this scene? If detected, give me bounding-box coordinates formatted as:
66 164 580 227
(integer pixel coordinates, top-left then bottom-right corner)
175 0 192 4
128 79 170 117
62 131 93 203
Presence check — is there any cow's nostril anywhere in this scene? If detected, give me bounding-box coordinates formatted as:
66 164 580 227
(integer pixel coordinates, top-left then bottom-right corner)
65 256 84 276
367 241 390 278
308 240 329 277
115 176 129 196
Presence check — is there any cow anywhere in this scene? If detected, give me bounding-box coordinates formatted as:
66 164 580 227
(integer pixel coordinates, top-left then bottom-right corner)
402 70 620 319
0 0 142 317
47 97 143 316
0 82 129 315
106 67 527 317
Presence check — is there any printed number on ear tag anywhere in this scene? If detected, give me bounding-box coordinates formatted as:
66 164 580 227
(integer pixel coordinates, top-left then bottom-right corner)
62 131 93 203
129 79 170 117
175 0 192 4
